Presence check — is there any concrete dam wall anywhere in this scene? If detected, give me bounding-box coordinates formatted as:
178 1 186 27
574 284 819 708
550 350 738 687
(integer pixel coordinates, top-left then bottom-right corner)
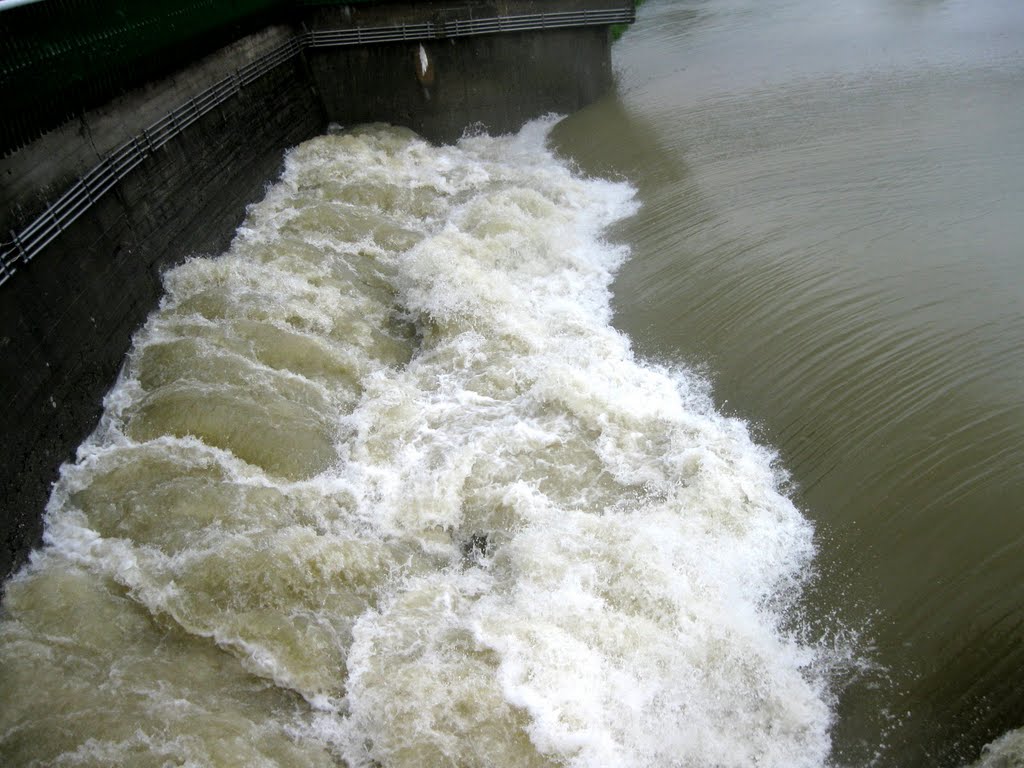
0 0 633 578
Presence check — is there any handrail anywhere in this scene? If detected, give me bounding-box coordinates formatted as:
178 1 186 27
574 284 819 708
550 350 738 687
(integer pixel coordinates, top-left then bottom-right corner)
0 35 305 285
0 6 635 287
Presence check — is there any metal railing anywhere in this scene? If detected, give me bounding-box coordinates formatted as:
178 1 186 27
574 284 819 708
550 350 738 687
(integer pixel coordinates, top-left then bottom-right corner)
304 9 635 47
441 9 634 38
0 35 305 285
0 6 635 287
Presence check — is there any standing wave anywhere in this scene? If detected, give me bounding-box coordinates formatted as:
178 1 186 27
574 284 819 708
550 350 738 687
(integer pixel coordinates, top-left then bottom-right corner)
0 120 833 767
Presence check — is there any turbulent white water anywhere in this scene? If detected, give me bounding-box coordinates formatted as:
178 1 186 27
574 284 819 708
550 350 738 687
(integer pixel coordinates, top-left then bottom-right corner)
0 121 835 767
971 730 1024 768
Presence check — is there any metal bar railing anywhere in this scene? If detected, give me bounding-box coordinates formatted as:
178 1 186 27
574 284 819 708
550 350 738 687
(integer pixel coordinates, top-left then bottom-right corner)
302 9 635 48
0 7 635 287
0 36 303 285
440 10 633 39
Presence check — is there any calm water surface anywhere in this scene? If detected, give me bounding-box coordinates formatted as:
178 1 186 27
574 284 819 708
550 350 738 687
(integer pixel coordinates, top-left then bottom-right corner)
553 0 1024 764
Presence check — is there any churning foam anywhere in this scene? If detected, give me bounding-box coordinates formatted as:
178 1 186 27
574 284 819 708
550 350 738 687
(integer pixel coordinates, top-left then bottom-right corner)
971 728 1024 768
0 120 834 767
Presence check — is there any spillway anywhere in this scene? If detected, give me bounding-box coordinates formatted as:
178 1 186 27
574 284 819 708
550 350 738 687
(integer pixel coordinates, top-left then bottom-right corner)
0 122 837 767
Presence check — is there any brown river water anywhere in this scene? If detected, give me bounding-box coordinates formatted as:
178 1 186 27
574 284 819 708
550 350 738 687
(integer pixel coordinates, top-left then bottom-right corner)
552 0 1024 764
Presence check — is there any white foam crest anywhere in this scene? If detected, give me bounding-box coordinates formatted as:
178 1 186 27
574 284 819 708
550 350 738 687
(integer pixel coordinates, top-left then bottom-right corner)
4 120 838 767
478 504 826 765
971 728 1024 768
322 121 833 766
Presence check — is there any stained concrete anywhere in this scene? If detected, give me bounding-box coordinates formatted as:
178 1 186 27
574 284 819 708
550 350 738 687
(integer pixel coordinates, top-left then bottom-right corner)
308 27 612 144
304 0 623 143
0 26 306 238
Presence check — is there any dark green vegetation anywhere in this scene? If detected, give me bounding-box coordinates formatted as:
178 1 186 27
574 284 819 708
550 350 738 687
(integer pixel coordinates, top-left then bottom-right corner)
612 0 644 40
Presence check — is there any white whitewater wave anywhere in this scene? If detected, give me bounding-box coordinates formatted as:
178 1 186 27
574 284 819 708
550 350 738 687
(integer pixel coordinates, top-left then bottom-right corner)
971 728 1024 768
0 119 834 768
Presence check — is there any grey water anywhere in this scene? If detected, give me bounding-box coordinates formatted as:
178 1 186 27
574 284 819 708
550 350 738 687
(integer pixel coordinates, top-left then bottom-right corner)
551 0 1024 764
